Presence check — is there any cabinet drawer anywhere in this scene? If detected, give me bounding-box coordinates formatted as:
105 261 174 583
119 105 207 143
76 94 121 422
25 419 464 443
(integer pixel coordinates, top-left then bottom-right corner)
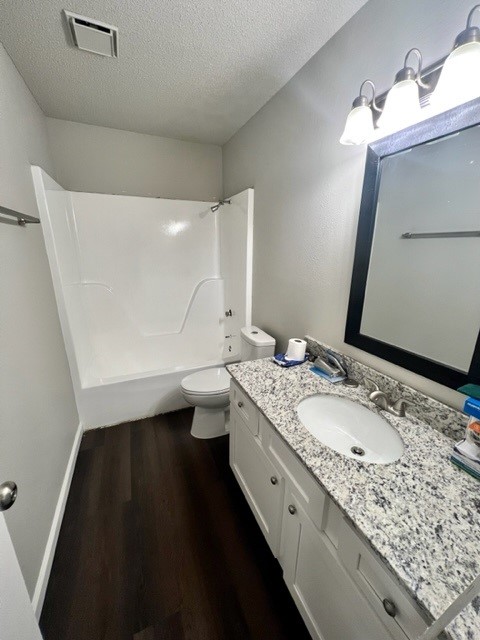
260 414 326 531
230 381 259 436
338 520 428 640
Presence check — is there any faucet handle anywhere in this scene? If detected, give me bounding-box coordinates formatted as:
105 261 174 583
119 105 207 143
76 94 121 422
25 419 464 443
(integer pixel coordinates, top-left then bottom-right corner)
363 377 380 393
391 398 411 417
369 390 389 411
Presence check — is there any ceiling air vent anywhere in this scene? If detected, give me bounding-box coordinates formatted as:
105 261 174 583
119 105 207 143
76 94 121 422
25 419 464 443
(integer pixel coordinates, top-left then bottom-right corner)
64 10 118 58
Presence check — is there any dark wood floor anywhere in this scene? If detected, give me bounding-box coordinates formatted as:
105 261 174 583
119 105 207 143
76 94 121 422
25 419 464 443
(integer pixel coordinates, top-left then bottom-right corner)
40 409 311 640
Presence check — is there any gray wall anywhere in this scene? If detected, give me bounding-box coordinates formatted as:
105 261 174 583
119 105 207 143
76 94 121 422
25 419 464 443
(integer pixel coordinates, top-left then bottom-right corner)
46 118 223 201
223 0 475 409
0 45 79 595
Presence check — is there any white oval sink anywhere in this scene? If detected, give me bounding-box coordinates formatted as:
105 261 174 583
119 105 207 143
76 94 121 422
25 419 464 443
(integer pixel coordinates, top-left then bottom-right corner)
296 394 404 464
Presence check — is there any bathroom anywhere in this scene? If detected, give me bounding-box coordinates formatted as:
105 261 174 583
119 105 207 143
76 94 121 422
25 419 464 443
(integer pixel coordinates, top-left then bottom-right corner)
0 0 479 638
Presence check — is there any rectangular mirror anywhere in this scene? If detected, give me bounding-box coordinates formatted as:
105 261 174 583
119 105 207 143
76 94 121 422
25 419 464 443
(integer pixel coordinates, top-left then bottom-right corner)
346 98 480 389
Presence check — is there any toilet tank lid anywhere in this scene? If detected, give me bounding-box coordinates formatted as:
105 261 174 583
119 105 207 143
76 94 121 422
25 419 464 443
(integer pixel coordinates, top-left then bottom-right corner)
241 326 276 347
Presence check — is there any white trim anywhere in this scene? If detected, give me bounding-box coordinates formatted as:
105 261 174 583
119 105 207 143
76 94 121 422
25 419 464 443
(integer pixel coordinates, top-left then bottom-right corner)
32 422 83 618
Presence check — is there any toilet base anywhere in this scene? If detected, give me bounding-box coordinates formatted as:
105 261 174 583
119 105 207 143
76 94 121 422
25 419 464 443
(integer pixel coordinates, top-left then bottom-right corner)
190 406 229 439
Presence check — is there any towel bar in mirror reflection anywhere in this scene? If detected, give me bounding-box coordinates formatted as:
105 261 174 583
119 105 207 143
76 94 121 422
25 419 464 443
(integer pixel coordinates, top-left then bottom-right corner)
401 230 480 239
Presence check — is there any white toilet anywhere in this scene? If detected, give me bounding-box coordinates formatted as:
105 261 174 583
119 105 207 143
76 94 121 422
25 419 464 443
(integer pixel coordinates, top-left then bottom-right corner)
181 326 276 439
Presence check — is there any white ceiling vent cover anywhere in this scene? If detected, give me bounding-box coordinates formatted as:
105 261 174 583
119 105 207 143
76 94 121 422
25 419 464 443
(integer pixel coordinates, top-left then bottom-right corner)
64 11 118 58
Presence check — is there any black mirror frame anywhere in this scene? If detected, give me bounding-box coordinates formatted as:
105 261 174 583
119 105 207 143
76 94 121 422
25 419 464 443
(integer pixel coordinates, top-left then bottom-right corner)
345 96 480 390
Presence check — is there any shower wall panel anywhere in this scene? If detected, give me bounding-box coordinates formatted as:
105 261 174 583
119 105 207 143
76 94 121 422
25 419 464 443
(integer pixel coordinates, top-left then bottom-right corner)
69 192 224 380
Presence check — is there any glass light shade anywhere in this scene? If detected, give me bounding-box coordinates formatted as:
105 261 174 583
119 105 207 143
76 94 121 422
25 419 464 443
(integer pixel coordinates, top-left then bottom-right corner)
376 79 422 132
339 105 374 145
430 41 480 113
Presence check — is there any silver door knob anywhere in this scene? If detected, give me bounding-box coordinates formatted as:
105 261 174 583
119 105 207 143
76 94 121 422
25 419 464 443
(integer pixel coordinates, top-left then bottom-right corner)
237 401 244 408
270 476 278 485
288 504 296 515
0 481 17 511
382 598 397 618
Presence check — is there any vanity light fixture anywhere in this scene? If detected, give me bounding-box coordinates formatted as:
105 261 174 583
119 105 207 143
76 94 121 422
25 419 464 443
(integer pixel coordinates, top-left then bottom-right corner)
431 4 480 112
377 49 428 132
339 80 382 146
341 6 480 145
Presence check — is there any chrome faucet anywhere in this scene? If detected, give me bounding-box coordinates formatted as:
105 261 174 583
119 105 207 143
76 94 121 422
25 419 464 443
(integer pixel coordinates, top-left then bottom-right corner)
363 378 411 417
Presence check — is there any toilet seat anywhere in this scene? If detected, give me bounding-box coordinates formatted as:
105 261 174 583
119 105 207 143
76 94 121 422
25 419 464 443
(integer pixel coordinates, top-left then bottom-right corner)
181 367 231 396
184 388 230 399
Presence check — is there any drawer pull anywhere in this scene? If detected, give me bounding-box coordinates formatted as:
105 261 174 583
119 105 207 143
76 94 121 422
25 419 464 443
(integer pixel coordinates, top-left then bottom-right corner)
237 401 244 408
383 599 397 618
288 504 297 515
270 476 278 485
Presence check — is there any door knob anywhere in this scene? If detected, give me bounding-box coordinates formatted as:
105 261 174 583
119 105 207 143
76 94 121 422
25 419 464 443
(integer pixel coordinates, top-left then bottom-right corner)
0 481 17 511
270 476 278 485
288 504 296 515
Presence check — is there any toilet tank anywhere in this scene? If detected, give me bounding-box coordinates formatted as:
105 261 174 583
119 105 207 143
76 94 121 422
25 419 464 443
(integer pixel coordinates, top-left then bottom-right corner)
240 326 276 361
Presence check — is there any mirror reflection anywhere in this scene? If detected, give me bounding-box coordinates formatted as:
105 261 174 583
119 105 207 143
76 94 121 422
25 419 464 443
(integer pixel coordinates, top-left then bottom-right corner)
360 124 480 373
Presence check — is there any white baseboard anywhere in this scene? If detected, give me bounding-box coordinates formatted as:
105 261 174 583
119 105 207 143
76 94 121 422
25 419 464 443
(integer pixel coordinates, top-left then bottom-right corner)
32 422 83 618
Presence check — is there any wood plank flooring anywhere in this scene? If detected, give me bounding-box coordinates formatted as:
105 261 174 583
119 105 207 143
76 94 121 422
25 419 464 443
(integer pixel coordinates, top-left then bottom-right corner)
40 409 311 640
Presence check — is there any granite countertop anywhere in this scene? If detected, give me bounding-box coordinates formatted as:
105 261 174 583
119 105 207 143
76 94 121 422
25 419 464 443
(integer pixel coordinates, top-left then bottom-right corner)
227 358 480 640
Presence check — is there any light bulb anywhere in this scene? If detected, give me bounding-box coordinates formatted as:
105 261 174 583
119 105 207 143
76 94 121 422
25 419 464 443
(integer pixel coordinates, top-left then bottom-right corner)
377 79 422 133
339 105 374 145
431 41 480 113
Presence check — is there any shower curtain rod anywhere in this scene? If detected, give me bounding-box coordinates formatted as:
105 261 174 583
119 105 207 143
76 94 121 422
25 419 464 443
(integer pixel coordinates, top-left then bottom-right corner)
210 199 231 212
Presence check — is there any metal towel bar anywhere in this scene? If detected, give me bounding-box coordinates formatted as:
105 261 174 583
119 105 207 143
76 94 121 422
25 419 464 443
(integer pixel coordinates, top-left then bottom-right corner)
0 203 40 227
401 230 480 240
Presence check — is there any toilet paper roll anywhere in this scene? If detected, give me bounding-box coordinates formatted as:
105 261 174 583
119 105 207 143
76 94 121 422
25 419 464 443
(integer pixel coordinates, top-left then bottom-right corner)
285 338 307 361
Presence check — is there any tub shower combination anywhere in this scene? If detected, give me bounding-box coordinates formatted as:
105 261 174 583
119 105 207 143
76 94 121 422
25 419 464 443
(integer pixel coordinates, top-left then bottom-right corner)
32 167 253 428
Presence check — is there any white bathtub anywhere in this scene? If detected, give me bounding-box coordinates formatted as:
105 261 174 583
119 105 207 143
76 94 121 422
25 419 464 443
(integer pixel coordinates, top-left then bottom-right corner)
77 358 226 428
32 166 253 429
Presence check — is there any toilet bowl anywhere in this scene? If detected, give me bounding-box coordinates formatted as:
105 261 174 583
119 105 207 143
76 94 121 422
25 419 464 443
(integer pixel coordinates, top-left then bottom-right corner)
181 367 231 439
181 326 275 439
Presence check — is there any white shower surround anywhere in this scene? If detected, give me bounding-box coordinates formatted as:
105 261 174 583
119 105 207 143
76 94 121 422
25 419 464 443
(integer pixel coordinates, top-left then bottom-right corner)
32 167 253 428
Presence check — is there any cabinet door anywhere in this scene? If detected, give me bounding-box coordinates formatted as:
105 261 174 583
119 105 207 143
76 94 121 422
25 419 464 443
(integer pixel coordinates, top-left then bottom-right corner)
281 490 390 640
230 408 284 555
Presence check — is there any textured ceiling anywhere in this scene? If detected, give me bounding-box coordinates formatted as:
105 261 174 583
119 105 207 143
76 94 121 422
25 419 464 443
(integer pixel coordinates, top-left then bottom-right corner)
0 0 367 144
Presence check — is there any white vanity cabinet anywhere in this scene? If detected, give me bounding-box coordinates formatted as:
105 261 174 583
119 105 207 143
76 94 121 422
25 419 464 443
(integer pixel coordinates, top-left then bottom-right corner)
281 487 389 640
229 381 429 640
229 403 284 555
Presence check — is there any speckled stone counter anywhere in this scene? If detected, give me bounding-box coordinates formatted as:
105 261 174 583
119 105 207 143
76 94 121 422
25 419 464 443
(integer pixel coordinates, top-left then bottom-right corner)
226 357 480 640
